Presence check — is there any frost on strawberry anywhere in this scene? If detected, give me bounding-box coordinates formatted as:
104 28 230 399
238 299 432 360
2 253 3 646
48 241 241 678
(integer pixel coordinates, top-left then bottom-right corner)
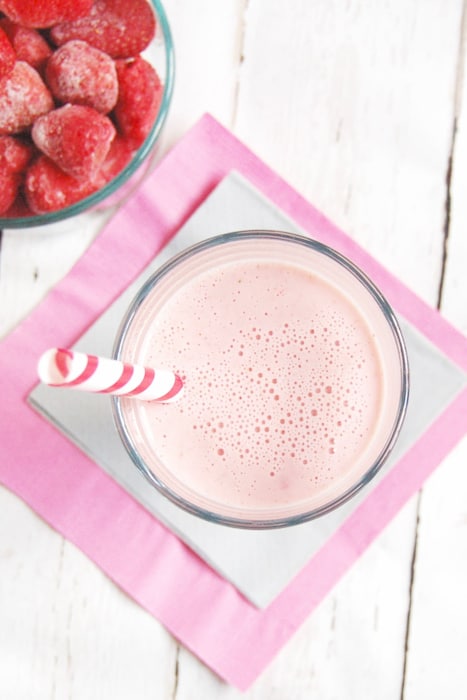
46 40 118 114
0 18 53 74
0 61 54 135
50 0 156 59
0 133 34 172
114 57 163 149
25 155 101 214
0 0 94 29
32 104 116 181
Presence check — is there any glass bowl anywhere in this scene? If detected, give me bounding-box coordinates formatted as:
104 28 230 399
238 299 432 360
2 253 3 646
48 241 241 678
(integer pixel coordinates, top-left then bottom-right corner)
112 231 410 529
0 0 174 229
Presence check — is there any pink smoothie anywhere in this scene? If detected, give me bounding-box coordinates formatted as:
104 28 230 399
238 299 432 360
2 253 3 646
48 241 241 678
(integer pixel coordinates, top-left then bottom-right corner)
118 234 406 523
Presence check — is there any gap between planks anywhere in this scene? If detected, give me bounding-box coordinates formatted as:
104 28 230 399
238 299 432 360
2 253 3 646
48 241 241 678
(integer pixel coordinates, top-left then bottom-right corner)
231 0 250 132
171 645 180 699
437 0 467 309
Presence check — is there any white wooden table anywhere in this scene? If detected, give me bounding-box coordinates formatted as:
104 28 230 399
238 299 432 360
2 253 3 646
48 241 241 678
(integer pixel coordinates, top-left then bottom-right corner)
1 1 466 697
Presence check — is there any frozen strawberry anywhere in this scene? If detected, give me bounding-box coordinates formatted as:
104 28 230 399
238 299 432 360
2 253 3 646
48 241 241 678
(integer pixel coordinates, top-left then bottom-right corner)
0 134 35 213
0 26 15 82
32 104 116 181
0 169 19 213
46 40 118 114
98 135 133 182
50 0 156 59
24 154 100 214
2 192 33 218
0 18 53 74
0 0 94 29
114 57 162 149
0 133 34 172
0 61 53 135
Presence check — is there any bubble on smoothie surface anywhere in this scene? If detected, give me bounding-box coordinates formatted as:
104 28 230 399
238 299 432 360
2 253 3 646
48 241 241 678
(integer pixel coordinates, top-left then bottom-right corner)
124 260 384 509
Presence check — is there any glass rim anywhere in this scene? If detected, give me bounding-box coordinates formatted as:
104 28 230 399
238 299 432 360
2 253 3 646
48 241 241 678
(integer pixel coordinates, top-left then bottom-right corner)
112 230 410 529
0 0 175 229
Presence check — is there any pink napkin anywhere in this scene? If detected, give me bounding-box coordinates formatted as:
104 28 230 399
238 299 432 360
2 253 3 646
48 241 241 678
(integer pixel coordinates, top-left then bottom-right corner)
1 114 467 690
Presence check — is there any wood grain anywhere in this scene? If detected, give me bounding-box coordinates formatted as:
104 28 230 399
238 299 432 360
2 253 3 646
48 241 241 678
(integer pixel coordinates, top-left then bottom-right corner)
0 0 465 698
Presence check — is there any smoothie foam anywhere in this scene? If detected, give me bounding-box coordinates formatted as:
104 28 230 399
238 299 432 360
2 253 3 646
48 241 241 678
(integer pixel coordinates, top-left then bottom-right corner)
116 233 407 524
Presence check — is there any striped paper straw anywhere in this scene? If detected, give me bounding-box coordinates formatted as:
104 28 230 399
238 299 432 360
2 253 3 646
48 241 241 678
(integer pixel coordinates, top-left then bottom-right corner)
37 348 183 402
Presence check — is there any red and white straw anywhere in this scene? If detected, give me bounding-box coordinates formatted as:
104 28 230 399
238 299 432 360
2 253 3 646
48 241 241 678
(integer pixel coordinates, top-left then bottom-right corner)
37 348 183 402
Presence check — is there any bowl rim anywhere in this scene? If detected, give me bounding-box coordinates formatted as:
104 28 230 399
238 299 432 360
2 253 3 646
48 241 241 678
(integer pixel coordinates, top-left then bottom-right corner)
0 0 175 229
112 230 410 530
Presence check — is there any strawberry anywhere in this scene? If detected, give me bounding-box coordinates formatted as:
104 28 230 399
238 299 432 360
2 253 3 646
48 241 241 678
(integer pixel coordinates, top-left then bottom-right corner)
32 104 116 181
0 169 19 213
0 61 54 135
0 134 34 214
0 18 53 74
98 135 133 182
0 25 15 82
114 57 162 149
1 192 33 218
50 0 156 59
0 0 94 29
24 154 100 214
46 40 118 114
0 133 34 172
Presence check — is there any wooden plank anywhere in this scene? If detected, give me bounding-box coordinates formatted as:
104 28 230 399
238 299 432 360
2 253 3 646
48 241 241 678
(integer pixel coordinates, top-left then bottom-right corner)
234 0 462 304
158 0 247 145
403 6 467 697
0 212 108 336
403 439 467 700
